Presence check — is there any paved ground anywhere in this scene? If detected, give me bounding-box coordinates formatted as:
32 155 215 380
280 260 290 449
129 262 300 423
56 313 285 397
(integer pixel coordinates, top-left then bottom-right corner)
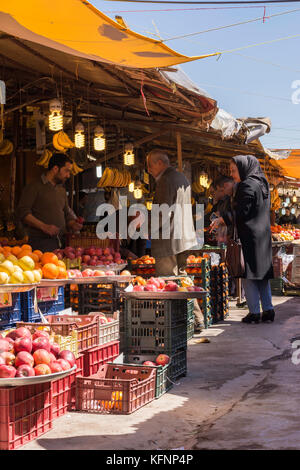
22 295 300 450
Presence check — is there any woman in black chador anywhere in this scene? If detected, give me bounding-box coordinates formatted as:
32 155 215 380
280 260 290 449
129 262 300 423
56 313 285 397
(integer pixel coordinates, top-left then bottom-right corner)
230 155 275 324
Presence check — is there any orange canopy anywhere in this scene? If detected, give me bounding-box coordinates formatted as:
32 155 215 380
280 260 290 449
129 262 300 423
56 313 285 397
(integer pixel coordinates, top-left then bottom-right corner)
272 149 300 179
0 0 218 68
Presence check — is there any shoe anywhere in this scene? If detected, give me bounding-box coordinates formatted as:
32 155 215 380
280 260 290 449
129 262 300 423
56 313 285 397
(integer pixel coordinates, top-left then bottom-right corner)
194 322 204 333
236 301 247 308
261 309 275 323
241 313 260 324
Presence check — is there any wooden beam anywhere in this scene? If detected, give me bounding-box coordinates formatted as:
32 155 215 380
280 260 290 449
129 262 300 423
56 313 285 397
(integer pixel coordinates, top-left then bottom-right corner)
177 132 182 172
95 130 170 165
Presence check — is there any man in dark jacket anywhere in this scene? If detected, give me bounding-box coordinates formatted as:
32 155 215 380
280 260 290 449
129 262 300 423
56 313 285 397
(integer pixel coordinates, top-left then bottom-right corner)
279 208 297 226
147 148 204 331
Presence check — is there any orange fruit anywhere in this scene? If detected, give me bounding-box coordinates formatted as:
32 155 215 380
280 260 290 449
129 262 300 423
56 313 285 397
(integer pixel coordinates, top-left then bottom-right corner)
11 246 22 257
57 266 67 279
42 263 59 280
21 244 32 252
57 260 66 268
28 252 39 263
41 252 59 266
3 246 11 254
33 250 43 261
17 250 31 259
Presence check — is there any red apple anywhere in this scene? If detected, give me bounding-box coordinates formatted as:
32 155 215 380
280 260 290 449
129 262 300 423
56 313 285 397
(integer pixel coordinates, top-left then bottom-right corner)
95 248 103 257
6 327 31 341
34 364 51 376
15 351 34 368
103 248 111 256
57 358 71 371
33 349 52 365
0 351 16 366
49 352 57 363
144 284 157 292
67 270 77 279
82 255 91 264
50 342 60 358
16 365 35 377
114 252 121 259
59 350 75 367
105 271 115 276
0 364 16 378
155 354 170 366
1 337 14 352
82 269 93 277
32 337 51 353
133 285 144 292
143 361 157 366
32 330 49 341
107 317 114 323
0 339 11 354
93 270 105 277
50 361 63 373
14 337 32 354
0 356 5 365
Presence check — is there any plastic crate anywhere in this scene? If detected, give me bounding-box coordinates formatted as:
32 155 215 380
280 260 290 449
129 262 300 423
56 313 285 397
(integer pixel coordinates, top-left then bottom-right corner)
125 298 188 328
36 286 65 316
76 363 156 414
126 321 187 356
187 299 194 321
83 341 120 376
168 349 187 381
0 383 52 450
51 354 84 418
98 312 119 346
0 292 22 329
187 316 195 341
20 289 40 322
270 278 284 296
125 355 172 398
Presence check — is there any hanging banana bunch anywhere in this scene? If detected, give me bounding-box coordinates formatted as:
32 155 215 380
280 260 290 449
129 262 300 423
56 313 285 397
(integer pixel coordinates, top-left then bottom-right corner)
72 161 84 176
36 149 53 168
271 188 281 211
53 131 75 152
0 139 13 156
97 167 131 188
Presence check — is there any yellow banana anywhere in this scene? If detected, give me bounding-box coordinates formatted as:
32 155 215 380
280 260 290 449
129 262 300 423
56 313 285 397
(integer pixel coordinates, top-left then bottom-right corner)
72 161 84 176
57 131 75 149
0 139 13 155
53 133 66 152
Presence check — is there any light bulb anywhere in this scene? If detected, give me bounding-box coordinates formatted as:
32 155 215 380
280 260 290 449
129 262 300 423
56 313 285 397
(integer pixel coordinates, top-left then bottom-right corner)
49 99 63 131
291 207 296 214
281 208 286 215
146 200 152 211
199 171 208 188
285 196 290 204
94 126 105 151
293 192 297 203
96 165 102 178
134 188 142 199
75 122 85 149
129 182 134 192
124 143 135 166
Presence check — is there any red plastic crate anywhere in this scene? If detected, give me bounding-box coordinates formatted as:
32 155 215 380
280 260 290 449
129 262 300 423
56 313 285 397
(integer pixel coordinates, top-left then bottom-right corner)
0 383 52 450
83 341 120 376
51 355 84 419
76 363 156 414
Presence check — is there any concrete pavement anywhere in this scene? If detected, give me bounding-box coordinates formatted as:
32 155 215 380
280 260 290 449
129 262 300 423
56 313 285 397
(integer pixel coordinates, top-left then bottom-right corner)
22 296 300 450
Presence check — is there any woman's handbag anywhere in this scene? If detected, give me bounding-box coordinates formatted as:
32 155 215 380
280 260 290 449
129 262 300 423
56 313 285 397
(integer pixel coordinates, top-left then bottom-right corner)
225 222 245 278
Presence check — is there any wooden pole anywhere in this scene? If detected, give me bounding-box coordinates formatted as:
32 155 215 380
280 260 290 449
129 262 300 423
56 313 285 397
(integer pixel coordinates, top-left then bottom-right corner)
10 111 19 215
177 132 182 172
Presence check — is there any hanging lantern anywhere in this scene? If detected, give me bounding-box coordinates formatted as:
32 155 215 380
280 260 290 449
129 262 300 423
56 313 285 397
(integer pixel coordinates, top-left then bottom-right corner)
285 194 290 204
124 143 135 166
292 192 297 203
94 126 105 151
291 207 296 214
146 200 153 211
128 182 135 193
75 122 85 149
134 188 142 199
199 171 208 188
281 208 286 215
49 99 63 131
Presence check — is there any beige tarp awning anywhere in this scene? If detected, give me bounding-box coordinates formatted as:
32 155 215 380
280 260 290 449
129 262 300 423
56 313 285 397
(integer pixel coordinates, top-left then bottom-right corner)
0 0 217 68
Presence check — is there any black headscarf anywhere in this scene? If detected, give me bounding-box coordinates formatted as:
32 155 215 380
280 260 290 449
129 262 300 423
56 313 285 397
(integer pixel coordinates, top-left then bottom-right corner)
233 155 269 199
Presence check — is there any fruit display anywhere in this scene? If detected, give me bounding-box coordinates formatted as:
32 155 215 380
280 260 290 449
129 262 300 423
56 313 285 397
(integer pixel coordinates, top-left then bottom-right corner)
67 269 118 278
0 245 68 284
131 255 155 276
271 226 300 241
0 326 75 378
97 167 131 188
54 246 125 268
132 276 204 292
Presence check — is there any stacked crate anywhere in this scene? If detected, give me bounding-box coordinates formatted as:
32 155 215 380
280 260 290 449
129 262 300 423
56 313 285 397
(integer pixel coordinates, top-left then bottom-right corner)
210 263 229 323
186 258 212 328
125 298 187 383
292 245 300 284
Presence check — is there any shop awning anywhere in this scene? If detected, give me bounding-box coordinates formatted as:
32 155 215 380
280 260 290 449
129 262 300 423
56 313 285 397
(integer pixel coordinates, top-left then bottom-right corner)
0 0 217 69
270 149 300 179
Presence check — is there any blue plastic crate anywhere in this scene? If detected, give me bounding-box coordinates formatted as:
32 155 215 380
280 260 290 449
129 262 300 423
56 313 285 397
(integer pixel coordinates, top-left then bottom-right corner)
0 293 22 329
37 286 65 316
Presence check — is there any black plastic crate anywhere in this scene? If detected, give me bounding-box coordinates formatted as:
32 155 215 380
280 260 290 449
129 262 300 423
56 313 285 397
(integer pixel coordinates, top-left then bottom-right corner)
125 298 187 329
126 322 187 356
168 349 187 381
187 316 195 341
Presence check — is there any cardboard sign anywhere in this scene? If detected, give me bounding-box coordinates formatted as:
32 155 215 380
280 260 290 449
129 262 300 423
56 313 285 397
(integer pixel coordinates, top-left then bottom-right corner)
37 287 59 302
0 293 12 308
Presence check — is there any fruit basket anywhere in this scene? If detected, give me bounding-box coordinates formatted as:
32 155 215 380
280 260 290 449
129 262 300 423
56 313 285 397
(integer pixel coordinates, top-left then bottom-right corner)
75 363 156 414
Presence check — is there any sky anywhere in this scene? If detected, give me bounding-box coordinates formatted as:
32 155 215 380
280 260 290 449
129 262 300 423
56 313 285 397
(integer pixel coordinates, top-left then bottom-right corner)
93 0 300 150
